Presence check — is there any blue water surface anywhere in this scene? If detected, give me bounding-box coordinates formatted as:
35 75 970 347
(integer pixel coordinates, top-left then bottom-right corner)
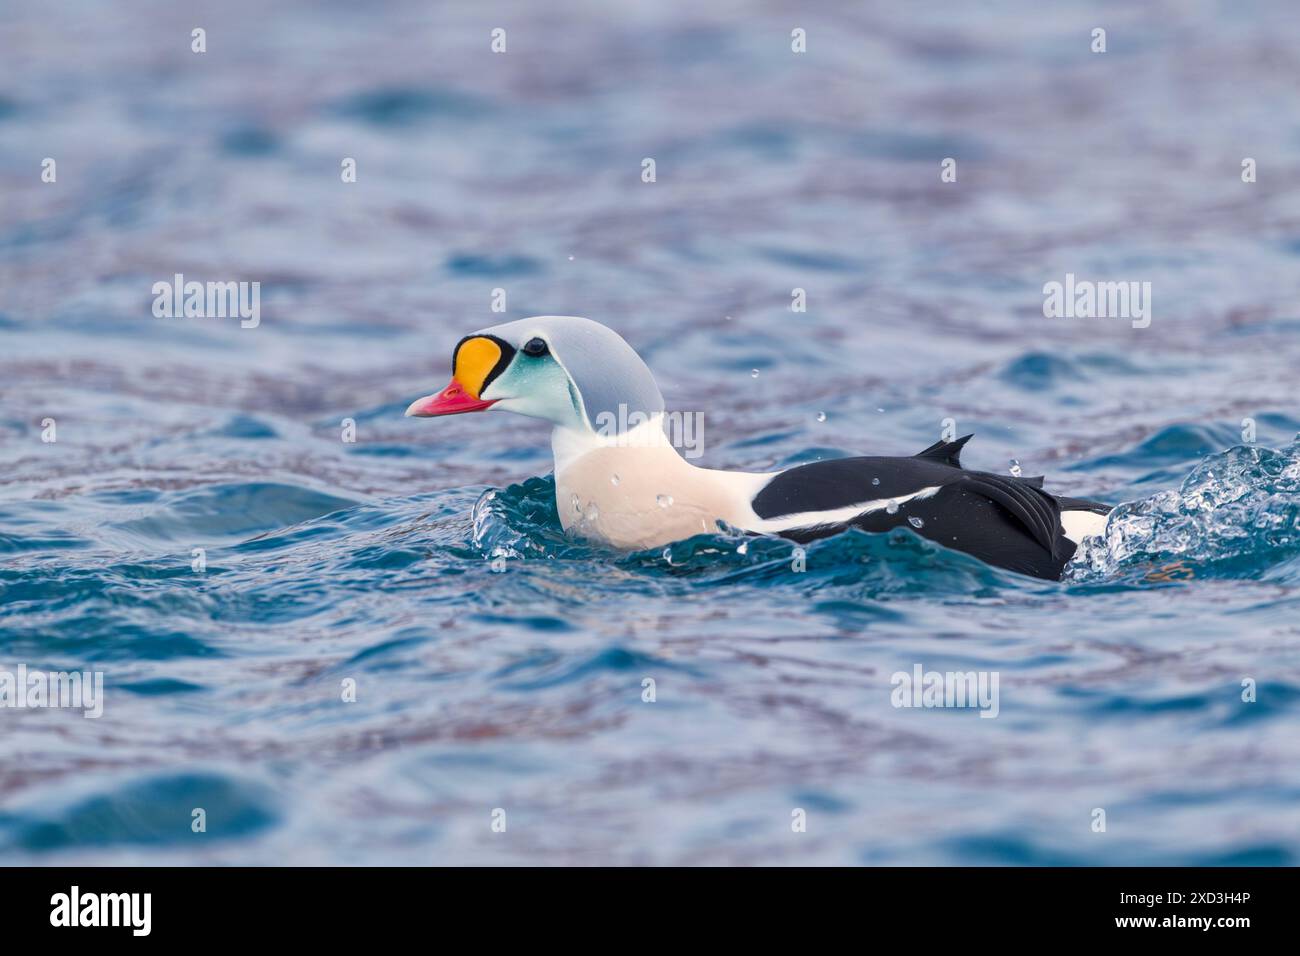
1 0 1299 865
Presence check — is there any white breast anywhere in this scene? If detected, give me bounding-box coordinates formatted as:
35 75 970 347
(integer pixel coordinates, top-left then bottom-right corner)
551 420 772 550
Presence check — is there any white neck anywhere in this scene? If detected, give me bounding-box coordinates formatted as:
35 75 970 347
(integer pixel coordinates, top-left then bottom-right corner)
550 414 679 476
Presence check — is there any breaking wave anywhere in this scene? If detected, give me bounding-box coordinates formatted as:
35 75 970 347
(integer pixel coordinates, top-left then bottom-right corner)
1068 436 1300 584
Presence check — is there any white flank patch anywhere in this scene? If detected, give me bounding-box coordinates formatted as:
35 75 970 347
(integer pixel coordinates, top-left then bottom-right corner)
1060 508 1109 544
754 485 943 534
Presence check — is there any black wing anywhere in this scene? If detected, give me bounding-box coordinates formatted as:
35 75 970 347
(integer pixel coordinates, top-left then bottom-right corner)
751 435 1097 579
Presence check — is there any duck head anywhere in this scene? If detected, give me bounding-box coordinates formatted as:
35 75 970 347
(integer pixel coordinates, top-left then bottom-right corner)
405 315 664 437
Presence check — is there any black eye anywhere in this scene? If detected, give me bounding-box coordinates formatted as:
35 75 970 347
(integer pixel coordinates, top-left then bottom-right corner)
522 337 549 357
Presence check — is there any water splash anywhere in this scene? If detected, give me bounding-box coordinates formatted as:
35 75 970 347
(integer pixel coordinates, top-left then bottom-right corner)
1067 436 1300 583
471 477 572 561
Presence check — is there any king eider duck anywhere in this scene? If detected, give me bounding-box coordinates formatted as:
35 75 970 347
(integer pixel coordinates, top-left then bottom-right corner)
405 315 1111 580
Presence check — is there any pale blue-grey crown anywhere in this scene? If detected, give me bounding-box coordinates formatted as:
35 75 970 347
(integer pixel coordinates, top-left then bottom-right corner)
474 315 664 433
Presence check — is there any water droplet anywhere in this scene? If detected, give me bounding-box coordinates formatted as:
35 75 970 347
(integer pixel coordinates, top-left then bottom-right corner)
871 477 881 486
908 516 924 529
610 473 620 486
737 541 749 555
662 547 672 564
656 494 674 508
751 369 760 379
571 494 581 514
815 411 826 423
567 255 575 261
876 407 885 413
585 503 600 523
885 499 900 515
1009 459 1022 477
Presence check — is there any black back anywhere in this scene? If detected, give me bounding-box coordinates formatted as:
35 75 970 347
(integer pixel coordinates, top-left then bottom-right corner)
752 436 1110 580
